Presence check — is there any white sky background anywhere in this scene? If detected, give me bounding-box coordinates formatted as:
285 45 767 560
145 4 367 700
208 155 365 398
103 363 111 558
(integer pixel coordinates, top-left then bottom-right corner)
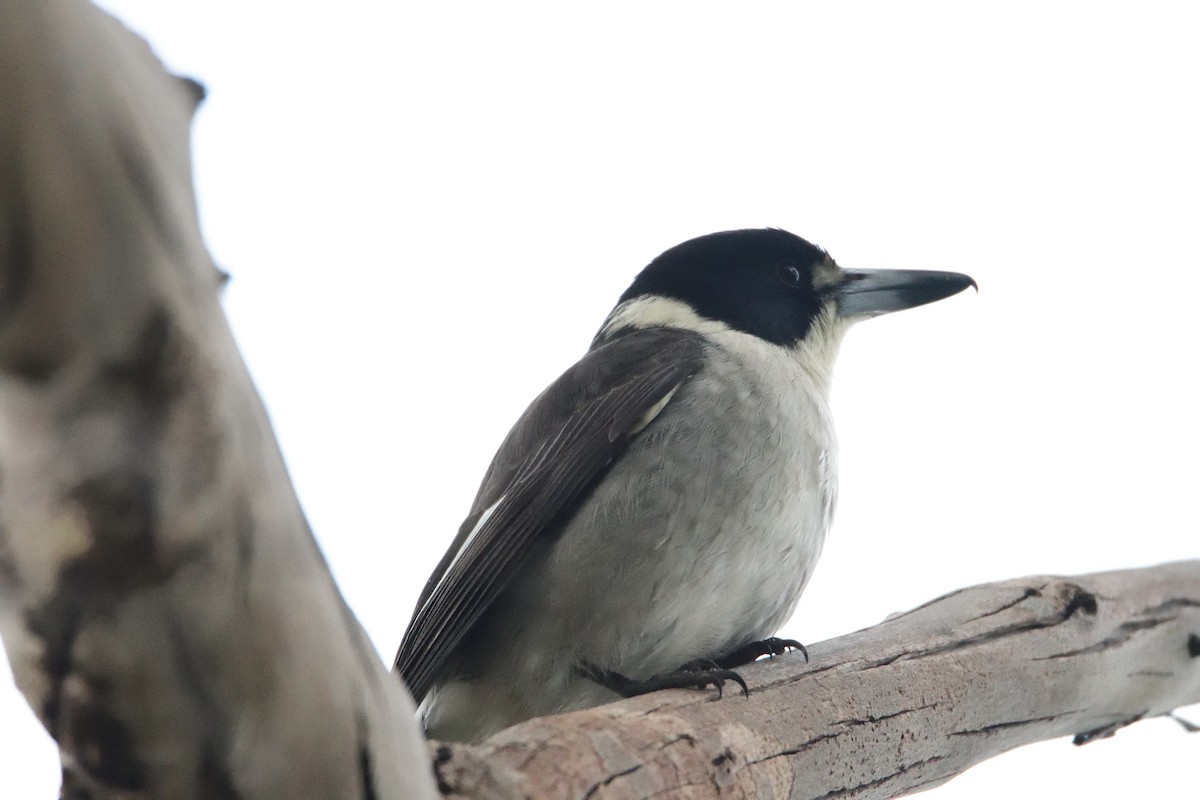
2 0 1197 796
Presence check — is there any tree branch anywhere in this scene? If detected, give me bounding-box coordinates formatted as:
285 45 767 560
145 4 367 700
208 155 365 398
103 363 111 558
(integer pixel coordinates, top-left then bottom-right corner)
434 561 1200 799
0 2 434 798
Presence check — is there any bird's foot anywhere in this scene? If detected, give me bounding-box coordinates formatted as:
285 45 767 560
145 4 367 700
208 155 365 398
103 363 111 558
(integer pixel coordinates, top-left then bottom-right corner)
578 661 749 699
713 637 808 668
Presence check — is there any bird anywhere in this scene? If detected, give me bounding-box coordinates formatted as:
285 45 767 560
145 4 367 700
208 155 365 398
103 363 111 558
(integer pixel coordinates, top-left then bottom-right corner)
395 228 974 742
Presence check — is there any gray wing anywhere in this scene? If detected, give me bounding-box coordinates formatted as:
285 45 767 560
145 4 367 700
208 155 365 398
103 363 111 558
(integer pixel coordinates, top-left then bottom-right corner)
394 327 705 703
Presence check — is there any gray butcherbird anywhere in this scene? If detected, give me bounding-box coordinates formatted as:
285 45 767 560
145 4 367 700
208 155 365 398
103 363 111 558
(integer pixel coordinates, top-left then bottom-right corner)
395 228 974 741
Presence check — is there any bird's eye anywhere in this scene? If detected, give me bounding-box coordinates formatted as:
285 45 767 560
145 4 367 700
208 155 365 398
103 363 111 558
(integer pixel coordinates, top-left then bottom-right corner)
777 264 803 288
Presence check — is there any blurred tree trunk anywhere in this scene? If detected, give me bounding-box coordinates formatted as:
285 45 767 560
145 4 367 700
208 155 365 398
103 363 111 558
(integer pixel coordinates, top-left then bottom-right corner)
0 2 435 798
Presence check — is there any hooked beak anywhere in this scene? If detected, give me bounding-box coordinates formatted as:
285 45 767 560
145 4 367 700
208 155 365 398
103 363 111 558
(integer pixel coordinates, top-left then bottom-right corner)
831 269 977 319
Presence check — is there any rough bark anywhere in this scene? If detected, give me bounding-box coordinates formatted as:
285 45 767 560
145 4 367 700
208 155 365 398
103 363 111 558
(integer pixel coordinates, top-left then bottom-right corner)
0 2 436 798
434 561 1200 799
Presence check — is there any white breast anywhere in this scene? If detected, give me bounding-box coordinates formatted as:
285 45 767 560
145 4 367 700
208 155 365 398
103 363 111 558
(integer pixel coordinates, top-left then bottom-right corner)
531 296 844 674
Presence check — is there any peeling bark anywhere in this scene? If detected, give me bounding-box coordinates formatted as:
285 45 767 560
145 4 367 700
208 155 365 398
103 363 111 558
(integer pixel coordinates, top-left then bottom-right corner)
0 2 435 798
434 563 1200 799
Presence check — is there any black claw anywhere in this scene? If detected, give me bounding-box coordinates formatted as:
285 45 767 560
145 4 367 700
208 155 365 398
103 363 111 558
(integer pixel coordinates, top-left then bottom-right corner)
578 662 749 700
576 636 807 703
716 637 809 668
678 667 748 699
776 638 810 663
